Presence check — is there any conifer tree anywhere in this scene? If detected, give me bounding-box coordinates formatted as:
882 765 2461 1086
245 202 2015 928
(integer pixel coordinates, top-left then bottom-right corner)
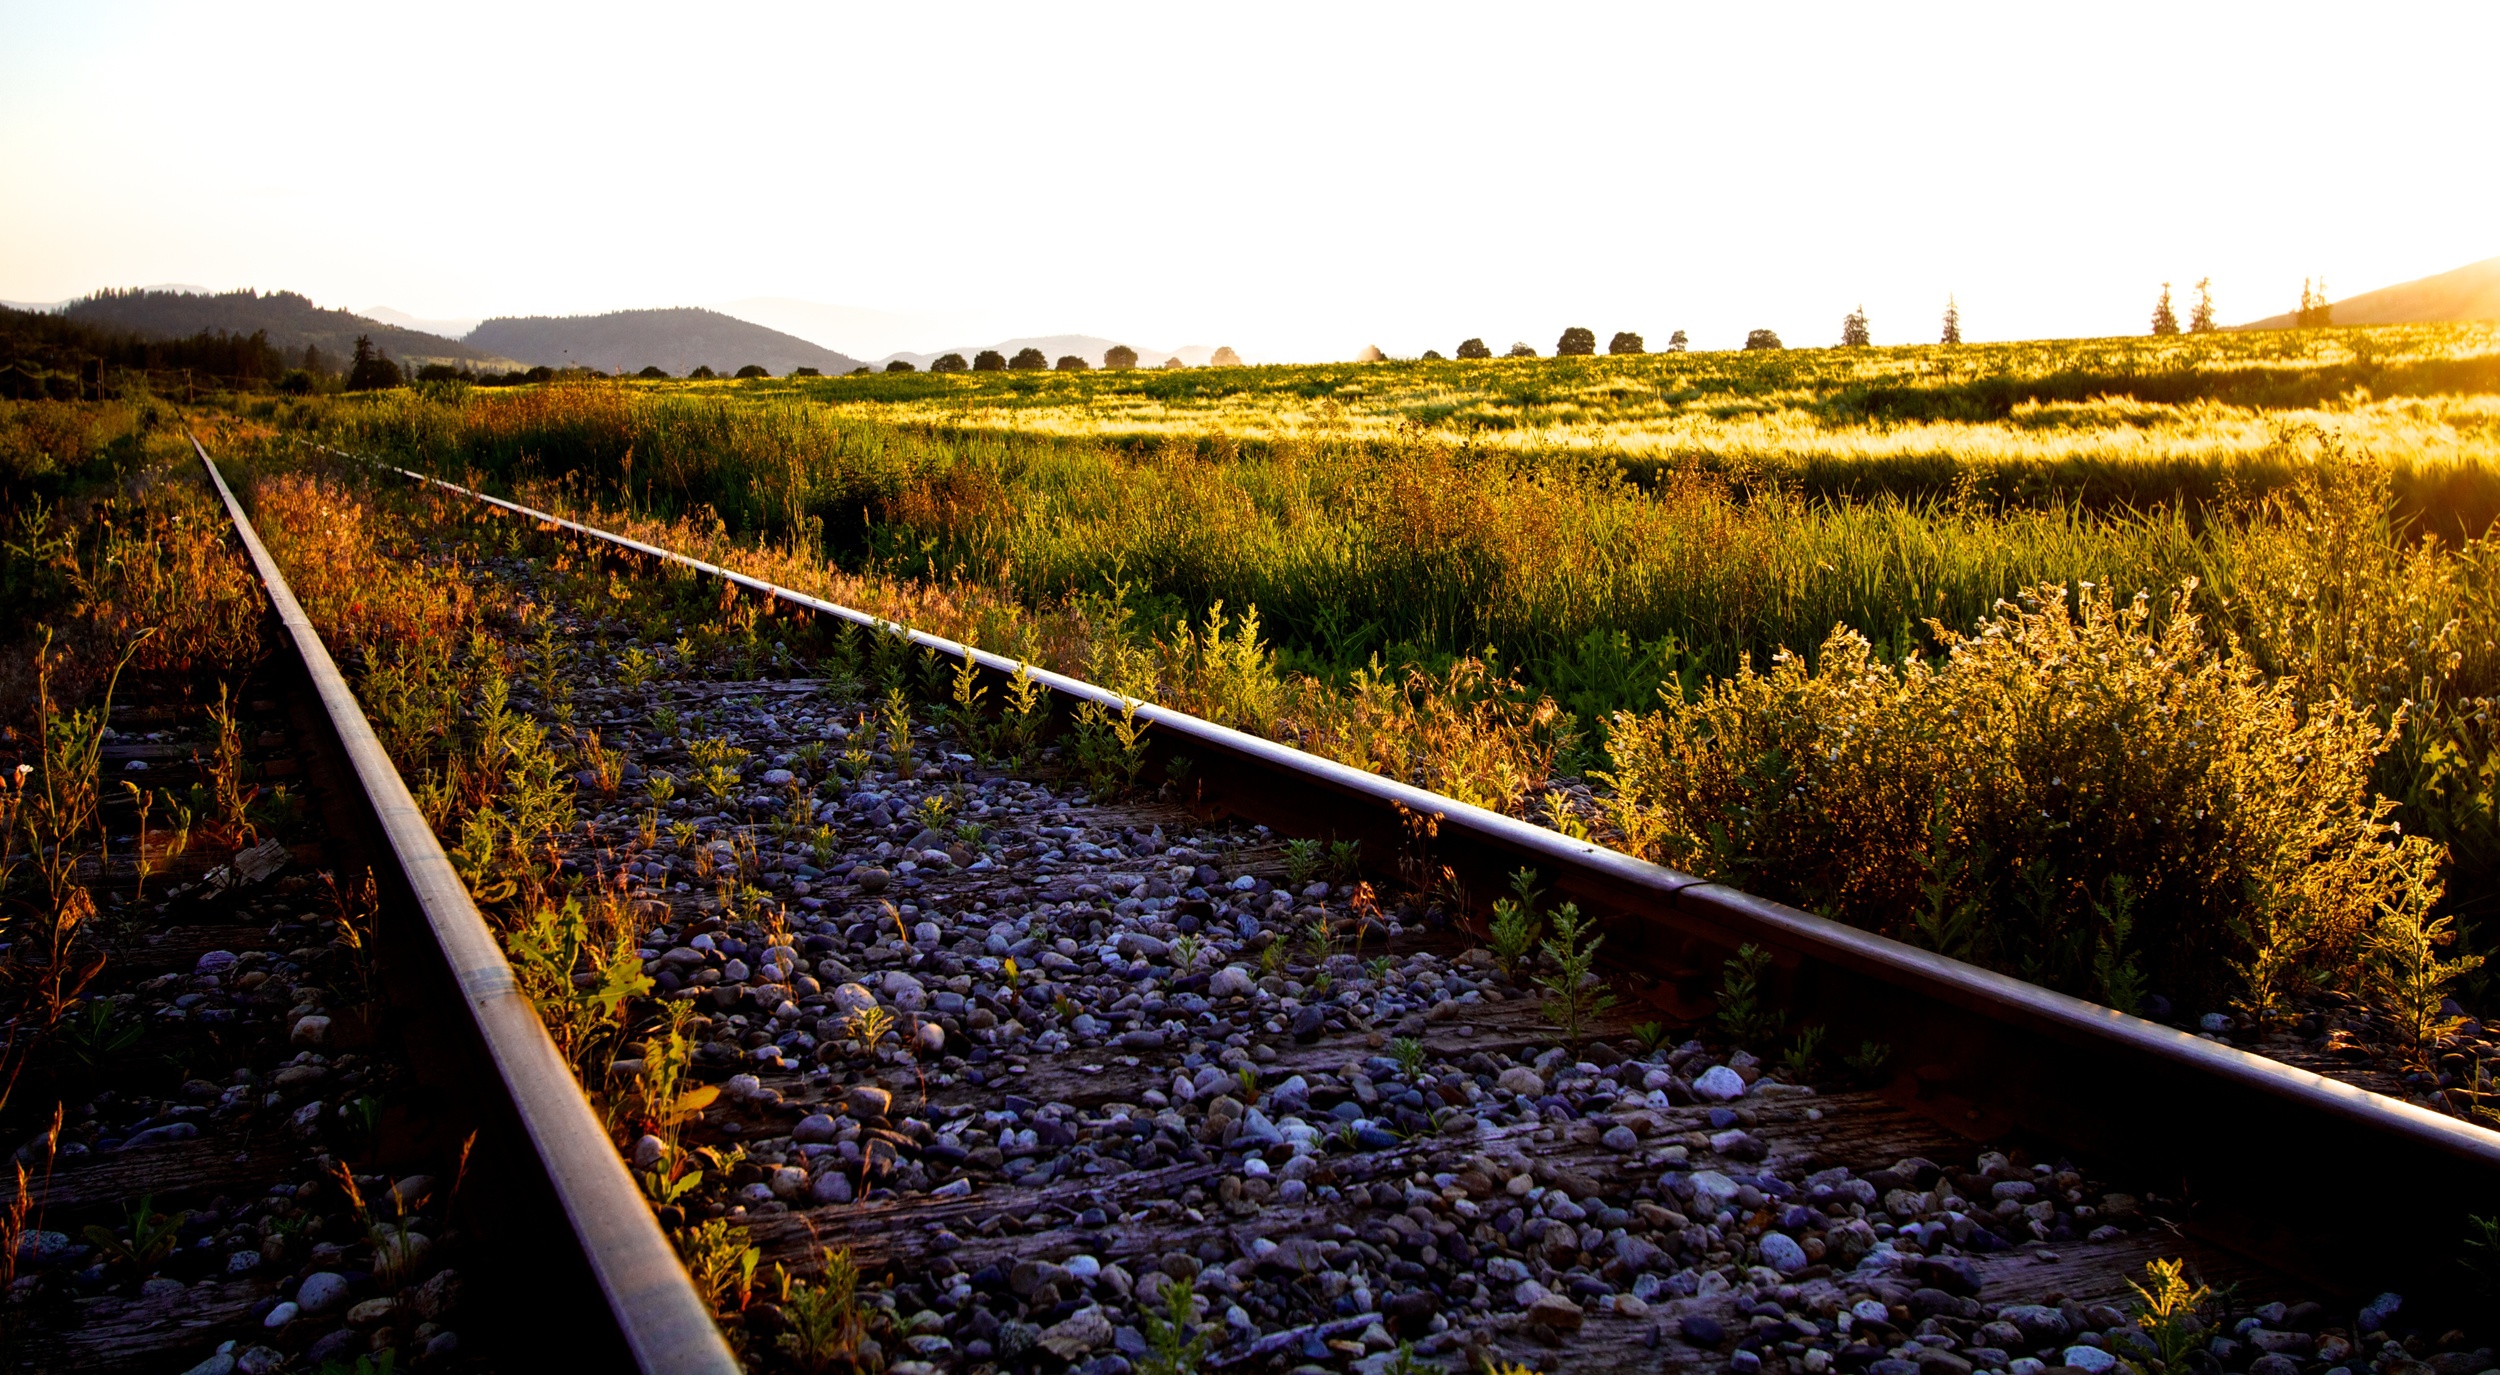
2150 283 2180 336
1841 305 1870 347
2188 278 2217 333
1940 296 1962 345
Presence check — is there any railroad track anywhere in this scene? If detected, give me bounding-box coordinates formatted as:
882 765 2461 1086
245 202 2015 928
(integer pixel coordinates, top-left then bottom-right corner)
0 443 741 1373
228 442 2500 1374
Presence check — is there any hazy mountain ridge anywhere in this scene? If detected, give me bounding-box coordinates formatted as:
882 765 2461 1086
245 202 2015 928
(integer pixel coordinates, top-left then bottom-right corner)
464 308 863 376
60 289 510 367
2238 256 2500 330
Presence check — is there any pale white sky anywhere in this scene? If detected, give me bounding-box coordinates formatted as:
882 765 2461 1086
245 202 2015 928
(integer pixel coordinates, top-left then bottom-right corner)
3 2 2494 362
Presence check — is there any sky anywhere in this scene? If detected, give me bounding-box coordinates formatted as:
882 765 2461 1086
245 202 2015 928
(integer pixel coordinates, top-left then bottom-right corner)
3 2 2496 363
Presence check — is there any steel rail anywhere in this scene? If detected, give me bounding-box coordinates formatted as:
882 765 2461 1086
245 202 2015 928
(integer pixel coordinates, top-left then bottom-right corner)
357 449 2500 1299
195 439 739 1374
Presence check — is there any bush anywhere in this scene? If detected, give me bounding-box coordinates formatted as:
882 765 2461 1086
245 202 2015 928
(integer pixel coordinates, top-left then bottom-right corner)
885 360 916 373
1608 332 1644 355
1556 327 1596 357
1208 346 1242 367
1009 348 1047 370
1421 350 1445 361
415 363 471 382
345 335 402 391
1743 329 1782 350
1600 581 2421 1016
734 364 770 379
1055 355 1089 372
973 350 1006 372
688 365 718 379
930 353 968 373
793 366 821 377
1504 342 1537 358
278 369 318 395
1160 356 1186 369
1103 345 1138 370
637 365 670 379
1456 338 1492 360
846 366 871 376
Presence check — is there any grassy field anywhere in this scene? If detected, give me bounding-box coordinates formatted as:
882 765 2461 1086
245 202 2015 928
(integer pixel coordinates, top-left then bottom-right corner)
209 323 2500 1024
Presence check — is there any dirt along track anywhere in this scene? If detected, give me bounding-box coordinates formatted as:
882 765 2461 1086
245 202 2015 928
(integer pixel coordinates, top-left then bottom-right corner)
211 444 2494 1375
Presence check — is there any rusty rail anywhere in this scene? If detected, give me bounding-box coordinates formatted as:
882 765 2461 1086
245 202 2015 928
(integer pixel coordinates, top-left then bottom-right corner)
196 438 739 1373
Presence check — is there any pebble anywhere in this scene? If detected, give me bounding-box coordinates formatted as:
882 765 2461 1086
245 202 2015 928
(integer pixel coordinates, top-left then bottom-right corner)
294 1270 351 1315
1691 1064 1748 1100
1757 1231 1809 1273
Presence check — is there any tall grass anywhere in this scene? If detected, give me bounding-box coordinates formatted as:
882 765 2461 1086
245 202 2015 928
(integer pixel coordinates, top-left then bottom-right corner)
243 329 2500 1016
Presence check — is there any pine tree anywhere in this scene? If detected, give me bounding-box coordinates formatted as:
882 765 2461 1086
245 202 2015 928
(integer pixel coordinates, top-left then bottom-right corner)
1940 296 1962 345
1841 305 1870 347
2188 278 2217 334
2150 283 2180 336
2296 278 2333 328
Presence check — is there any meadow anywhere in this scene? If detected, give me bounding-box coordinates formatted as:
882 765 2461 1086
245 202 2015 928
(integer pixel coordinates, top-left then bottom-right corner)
207 323 2500 1026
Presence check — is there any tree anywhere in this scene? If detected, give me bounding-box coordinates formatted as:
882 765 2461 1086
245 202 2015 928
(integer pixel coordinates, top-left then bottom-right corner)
346 335 402 391
1940 297 1962 345
2188 278 2216 334
1009 347 1047 370
1055 355 1089 371
1160 356 1185 369
847 366 871 376
1103 344 1138 369
1455 338 1492 360
2150 283 2180 336
1505 341 1537 358
734 364 769 378
2297 278 2333 328
793 366 822 377
1743 329 1782 351
1841 305 1870 347
1356 344 1385 362
1608 331 1644 355
885 359 916 373
1556 326 1596 356
1208 346 1242 367
1421 349 1445 361
973 350 1007 371
1667 329 1688 352
930 353 968 373
688 365 717 379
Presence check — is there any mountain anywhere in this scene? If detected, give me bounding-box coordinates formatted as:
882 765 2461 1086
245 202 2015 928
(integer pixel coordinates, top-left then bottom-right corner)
363 306 482 341
463 308 864 376
878 337 1220 370
2238 256 2500 330
60 288 512 368
712 298 990 363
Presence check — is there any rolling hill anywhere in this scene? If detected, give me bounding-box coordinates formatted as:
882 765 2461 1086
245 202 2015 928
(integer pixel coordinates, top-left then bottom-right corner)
2238 256 2500 330
464 308 863 376
60 289 512 369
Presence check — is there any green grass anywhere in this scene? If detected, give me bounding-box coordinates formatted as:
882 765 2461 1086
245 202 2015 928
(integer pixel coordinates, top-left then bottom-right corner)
237 326 2500 1009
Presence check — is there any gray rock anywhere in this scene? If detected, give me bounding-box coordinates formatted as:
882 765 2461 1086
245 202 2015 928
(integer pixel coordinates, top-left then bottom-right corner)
179 1354 236 1375
1689 1169 1740 1216
2061 1347 2117 1374
2358 1293 2401 1334
289 1015 330 1047
1758 1232 1809 1273
1210 966 1254 998
1998 1306 2071 1347
1691 1065 1748 1101
810 1171 854 1205
295 1270 351 1316
1496 1066 1544 1096
1601 1125 1640 1152
2247 1357 2303 1375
